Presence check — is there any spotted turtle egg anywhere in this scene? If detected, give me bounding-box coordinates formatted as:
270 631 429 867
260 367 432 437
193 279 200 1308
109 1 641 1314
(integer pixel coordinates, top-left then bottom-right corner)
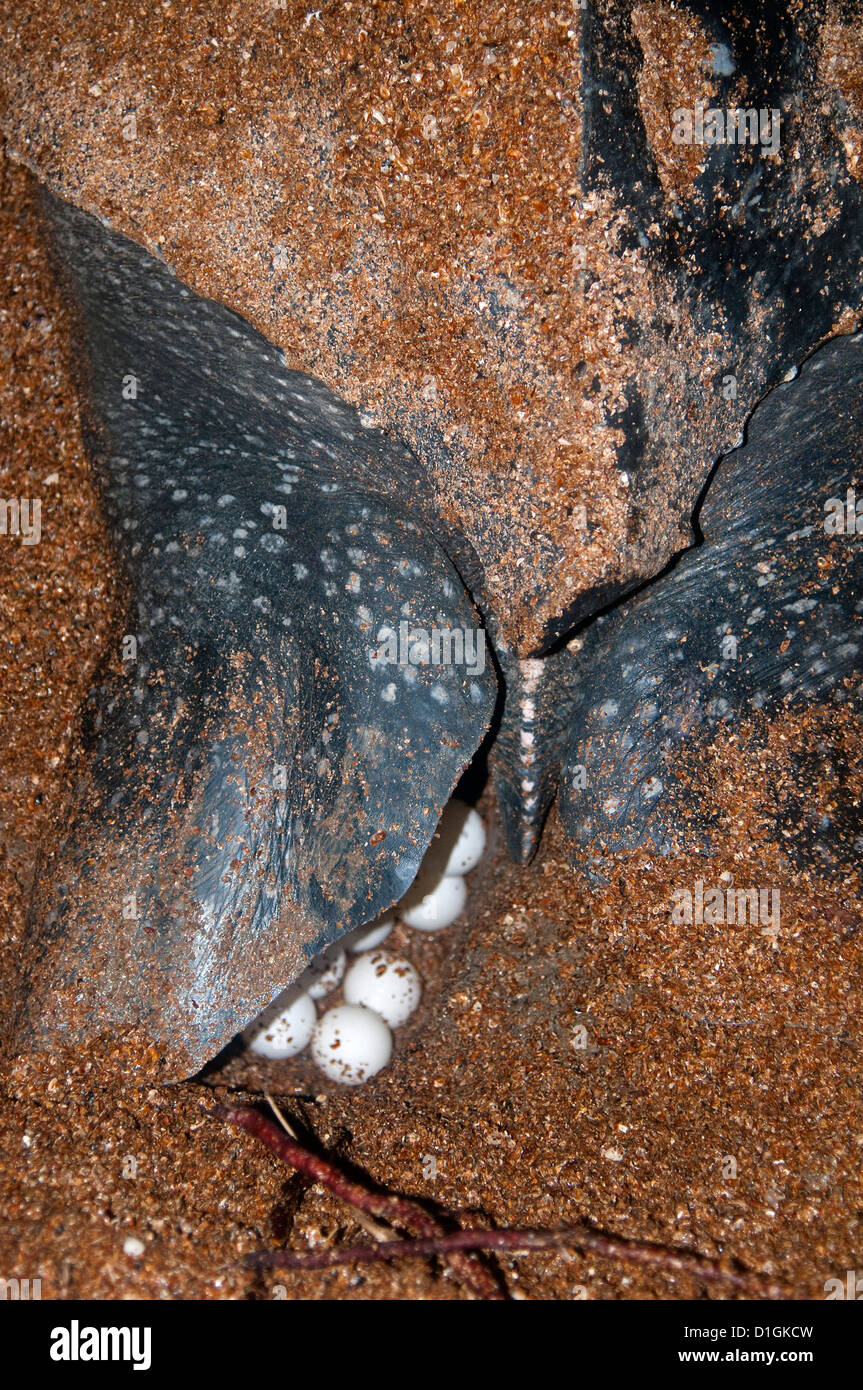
342 914 395 953
400 869 466 931
244 986 316 1059
298 942 346 1000
429 800 486 875
311 1004 393 1085
343 951 421 1027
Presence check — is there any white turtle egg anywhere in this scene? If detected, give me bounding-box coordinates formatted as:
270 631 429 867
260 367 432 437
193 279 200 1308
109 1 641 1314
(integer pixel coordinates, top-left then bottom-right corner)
311 1004 393 1085
342 914 395 953
243 986 316 1059
400 869 466 931
343 951 421 1027
428 800 486 875
298 942 346 1000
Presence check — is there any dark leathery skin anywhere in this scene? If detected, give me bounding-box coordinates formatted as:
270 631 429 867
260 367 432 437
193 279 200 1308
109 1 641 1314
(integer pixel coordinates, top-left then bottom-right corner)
10 194 496 1076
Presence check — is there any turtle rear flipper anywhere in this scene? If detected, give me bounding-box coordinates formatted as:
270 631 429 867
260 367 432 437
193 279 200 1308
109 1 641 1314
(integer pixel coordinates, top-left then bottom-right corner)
8 195 495 1077
558 332 863 876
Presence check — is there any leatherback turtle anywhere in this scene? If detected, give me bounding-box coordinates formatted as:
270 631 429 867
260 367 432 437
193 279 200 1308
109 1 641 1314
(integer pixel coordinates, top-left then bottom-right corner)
5 1 862 1076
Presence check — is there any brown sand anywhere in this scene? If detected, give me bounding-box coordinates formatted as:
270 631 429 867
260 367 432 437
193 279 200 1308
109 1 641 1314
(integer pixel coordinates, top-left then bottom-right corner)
3 1 860 651
1 67 862 1299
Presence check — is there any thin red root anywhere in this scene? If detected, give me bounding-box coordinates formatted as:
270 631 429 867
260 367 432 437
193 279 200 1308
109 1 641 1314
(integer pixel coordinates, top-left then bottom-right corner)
245 1225 789 1296
215 1103 791 1299
212 1102 503 1299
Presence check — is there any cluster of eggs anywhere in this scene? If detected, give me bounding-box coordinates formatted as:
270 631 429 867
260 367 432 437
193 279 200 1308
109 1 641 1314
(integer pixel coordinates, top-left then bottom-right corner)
242 800 487 1085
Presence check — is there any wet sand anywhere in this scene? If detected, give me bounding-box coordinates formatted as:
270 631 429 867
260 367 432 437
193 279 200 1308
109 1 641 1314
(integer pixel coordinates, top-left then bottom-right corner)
1 114 861 1301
